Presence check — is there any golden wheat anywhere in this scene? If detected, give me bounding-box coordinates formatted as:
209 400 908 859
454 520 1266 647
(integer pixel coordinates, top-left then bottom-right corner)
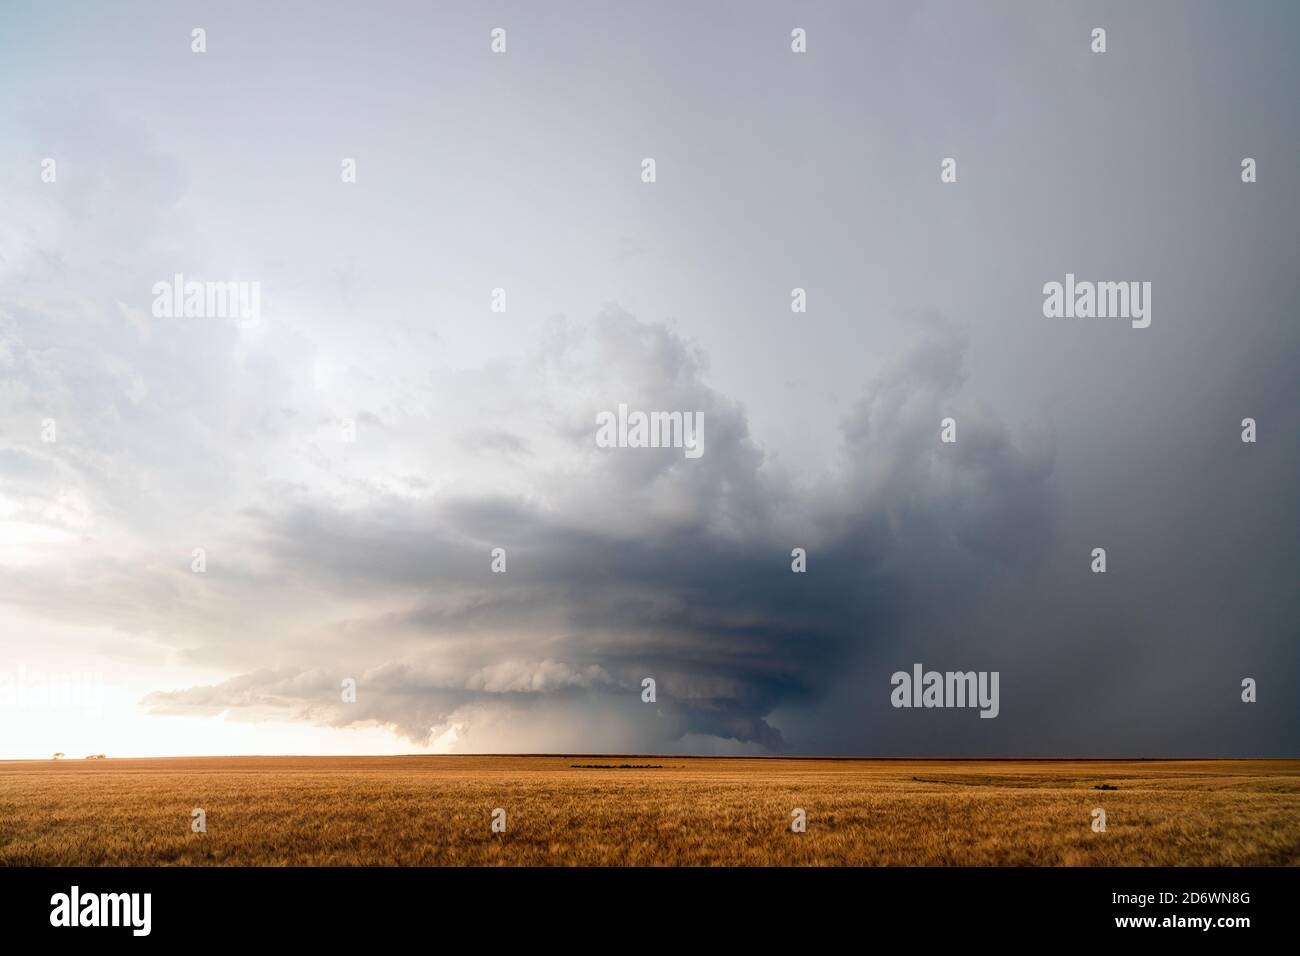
1 757 1296 866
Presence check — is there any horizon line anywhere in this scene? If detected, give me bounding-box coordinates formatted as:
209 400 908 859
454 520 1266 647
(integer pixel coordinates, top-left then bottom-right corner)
4 753 1298 763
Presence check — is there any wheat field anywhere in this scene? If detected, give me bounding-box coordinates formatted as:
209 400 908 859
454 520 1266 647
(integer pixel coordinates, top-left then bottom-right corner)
1 756 1296 866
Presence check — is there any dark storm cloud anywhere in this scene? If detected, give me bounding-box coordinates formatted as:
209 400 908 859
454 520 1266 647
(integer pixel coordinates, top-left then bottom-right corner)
146 312 1058 749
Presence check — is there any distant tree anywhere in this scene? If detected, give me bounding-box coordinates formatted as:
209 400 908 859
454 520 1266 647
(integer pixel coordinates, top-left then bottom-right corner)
52 752 64 760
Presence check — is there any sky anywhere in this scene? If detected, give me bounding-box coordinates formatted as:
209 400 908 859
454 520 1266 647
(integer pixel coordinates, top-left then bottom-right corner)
0 1 1296 759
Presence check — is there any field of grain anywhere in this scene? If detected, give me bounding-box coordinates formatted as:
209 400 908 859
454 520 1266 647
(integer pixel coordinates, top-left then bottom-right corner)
1 756 1297 866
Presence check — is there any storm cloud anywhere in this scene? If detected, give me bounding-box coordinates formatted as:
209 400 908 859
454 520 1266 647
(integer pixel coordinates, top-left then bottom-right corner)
1 1 1296 757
